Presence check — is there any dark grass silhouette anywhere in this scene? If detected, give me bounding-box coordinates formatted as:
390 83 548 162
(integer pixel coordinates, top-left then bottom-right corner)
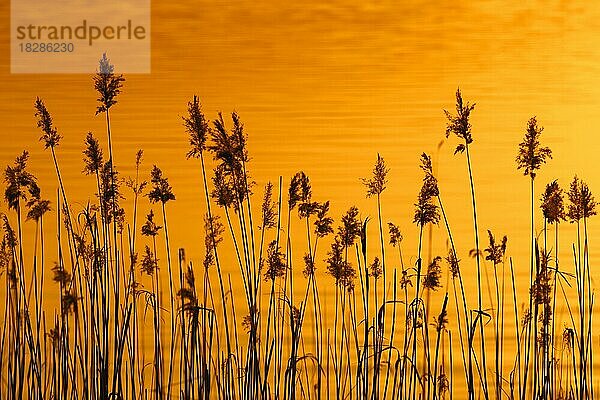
0 55 596 400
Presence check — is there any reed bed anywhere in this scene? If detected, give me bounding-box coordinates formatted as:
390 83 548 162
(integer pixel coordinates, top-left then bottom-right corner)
0 55 597 400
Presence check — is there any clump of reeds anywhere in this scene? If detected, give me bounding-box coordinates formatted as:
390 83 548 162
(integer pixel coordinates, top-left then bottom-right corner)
1 60 599 400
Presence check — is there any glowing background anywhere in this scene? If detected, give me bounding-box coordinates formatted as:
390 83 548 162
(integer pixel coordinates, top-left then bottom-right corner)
1 0 600 392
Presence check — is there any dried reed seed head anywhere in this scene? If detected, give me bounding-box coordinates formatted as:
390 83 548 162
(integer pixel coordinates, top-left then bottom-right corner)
567 175 583 222
537 329 551 349
61 291 80 314
567 175 597 222
203 250 214 270
388 222 403 247
369 256 382 279
52 262 71 285
148 165 176 204
291 305 302 328
414 155 440 227
26 197 51 221
83 132 104 175
445 249 460 278
47 326 61 347
99 160 124 224
6 265 17 288
419 153 434 175
62 205 76 234
2 214 19 249
433 307 449 333
141 245 157 275
338 206 361 247
125 176 147 195
100 160 120 197
419 153 439 197
531 250 553 307
204 214 224 248
444 88 475 153
98 52 114 74
362 153 389 197
437 373 450 397
521 308 532 327
184 95 210 159
407 305 424 329
141 209 162 237
4 151 40 212
177 287 195 301
185 265 196 288
230 111 248 159
298 201 320 219
125 150 147 195
34 98 61 149
484 230 507 266
204 214 224 269
2 215 17 248
302 253 315 278
326 236 356 289
91 247 106 273
579 180 596 219
211 165 237 208
562 327 574 351
73 233 88 260
422 256 443 291
288 171 311 210
242 309 257 334
94 53 125 115
539 248 551 271
264 240 286 281
400 269 413 289
413 196 440 227
135 149 144 168
0 238 12 271
540 180 565 224
538 302 552 328
314 201 334 238
516 116 552 179
177 285 198 312
260 182 277 229
208 111 249 191
112 211 126 233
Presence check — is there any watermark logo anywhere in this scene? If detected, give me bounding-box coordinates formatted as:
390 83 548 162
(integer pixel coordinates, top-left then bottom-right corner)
11 0 150 73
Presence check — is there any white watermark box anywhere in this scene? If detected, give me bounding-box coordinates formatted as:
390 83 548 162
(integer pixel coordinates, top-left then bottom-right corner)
11 0 150 73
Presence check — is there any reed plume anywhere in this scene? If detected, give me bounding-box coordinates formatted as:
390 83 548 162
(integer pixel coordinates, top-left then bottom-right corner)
422 256 442 291
444 88 475 154
83 132 104 175
516 117 552 179
541 180 565 224
93 53 125 115
4 151 39 211
413 153 440 227
325 237 355 289
567 176 597 222
184 95 210 159
361 153 389 198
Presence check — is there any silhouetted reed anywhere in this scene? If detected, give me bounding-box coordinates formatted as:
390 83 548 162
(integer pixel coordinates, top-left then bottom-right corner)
445 88 486 400
3 65 599 400
515 115 552 399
